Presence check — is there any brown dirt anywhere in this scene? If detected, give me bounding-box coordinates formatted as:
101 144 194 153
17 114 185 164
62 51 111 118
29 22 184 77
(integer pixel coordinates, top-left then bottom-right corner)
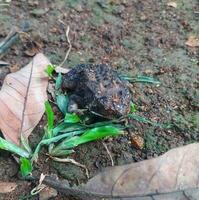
0 0 198 199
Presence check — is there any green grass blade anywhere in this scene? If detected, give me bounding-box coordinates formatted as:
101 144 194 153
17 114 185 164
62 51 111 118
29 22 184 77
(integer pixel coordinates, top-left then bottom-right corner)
77 125 122 145
45 64 55 77
56 94 68 115
55 73 62 90
122 75 160 84
53 122 84 136
31 130 84 162
128 114 161 127
0 137 30 158
45 101 54 138
20 157 32 177
64 113 80 123
130 102 137 113
52 126 122 154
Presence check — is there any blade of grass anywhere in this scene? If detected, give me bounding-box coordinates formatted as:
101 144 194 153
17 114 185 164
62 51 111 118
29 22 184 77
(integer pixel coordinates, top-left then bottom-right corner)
51 126 122 155
0 137 30 158
20 157 32 177
31 130 84 162
45 101 54 138
64 113 80 123
128 113 161 127
130 102 137 113
56 94 68 115
45 64 55 78
53 122 84 136
122 75 160 84
55 73 62 90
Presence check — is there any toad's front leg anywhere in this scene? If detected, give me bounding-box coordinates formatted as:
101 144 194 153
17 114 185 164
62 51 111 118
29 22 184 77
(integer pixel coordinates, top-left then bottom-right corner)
68 94 86 115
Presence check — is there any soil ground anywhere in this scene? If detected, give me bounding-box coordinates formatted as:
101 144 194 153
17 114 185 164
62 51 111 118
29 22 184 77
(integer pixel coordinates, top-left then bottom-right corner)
0 0 198 199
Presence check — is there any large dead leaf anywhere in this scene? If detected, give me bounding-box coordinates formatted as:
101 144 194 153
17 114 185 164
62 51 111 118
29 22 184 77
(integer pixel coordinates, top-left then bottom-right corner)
35 143 199 200
0 53 50 145
83 143 199 199
0 181 17 193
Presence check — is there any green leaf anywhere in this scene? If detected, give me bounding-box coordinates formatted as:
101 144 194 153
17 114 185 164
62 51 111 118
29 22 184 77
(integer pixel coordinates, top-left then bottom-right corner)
31 130 84 162
122 75 160 84
20 158 32 177
52 126 122 154
55 73 62 90
45 101 54 138
130 102 136 113
0 137 30 158
53 122 84 136
56 94 69 115
76 125 121 145
64 113 80 123
45 64 55 77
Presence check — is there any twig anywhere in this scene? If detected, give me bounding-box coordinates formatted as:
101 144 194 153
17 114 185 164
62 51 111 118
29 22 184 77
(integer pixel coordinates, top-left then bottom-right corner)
57 22 72 68
0 28 19 58
0 21 30 58
102 142 114 166
50 156 89 179
31 173 46 195
0 3 9 6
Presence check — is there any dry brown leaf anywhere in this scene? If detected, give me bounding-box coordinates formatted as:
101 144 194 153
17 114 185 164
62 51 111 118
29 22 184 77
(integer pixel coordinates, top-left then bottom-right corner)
39 186 57 200
167 1 177 8
0 53 50 145
9 64 20 73
185 36 199 47
0 181 17 193
84 143 199 198
130 134 144 149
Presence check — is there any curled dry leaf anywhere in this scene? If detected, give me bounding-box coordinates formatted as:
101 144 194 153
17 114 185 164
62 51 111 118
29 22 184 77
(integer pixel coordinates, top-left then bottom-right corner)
84 143 199 198
185 36 199 47
0 181 17 193
39 186 57 200
130 134 144 149
9 64 20 73
167 1 177 8
0 53 50 145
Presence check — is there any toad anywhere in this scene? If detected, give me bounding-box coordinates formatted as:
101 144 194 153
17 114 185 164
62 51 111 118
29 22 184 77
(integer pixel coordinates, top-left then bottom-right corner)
62 64 132 119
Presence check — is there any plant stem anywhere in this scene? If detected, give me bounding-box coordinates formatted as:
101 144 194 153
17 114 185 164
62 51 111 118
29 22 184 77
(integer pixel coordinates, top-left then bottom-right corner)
31 130 84 162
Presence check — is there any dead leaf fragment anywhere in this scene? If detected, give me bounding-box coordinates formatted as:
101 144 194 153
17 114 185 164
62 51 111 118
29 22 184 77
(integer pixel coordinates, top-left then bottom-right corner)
84 143 199 197
167 1 177 8
0 182 17 193
0 53 50 145
131 134 144 149
39 186 57 200
9 64 20 73
185 36 199 47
